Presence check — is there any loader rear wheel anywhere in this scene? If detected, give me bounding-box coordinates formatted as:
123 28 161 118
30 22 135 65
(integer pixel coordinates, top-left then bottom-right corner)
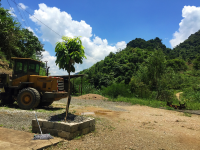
17 88 40 110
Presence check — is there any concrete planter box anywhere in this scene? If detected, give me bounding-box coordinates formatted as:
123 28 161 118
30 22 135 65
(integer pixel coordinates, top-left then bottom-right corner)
32 117 95 140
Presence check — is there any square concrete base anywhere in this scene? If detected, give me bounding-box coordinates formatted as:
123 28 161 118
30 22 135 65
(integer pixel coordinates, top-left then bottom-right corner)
32 117 95 140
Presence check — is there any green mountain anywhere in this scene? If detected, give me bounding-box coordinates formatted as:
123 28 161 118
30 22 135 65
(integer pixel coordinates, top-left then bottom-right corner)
169 29 200 60
79 30 200 90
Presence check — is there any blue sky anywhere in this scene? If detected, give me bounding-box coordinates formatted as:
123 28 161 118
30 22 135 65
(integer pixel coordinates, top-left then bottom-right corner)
1 0 200 75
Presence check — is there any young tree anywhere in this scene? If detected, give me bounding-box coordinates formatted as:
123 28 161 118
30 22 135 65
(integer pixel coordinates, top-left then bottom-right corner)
55 36 87 122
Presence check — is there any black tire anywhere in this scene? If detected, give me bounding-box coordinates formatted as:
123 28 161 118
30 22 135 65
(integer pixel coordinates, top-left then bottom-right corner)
30 88 41 108
0 93 15 106
17 88 40 110
38 101 54 108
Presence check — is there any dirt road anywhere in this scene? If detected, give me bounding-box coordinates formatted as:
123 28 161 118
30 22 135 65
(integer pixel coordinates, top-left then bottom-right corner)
46 94 200 150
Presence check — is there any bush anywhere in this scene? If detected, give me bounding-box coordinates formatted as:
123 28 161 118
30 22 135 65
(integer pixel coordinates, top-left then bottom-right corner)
166 59 188 72
157 89 176 102
101 82 133 99
182 86 200 103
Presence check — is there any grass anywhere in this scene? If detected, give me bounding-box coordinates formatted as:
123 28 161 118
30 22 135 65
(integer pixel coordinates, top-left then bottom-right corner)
75 83 200 110
74 133 84 140
70 80 200 111
182 112 192 117
105 95 167 108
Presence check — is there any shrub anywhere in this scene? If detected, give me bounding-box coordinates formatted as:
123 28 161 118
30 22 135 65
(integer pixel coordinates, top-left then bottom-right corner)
101 82 133 99
157 89 176 102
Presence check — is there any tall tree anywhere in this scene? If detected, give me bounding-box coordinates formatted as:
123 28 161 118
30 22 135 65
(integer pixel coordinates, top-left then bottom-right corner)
146 49 166 98
16 28 44 59
0 7 21 61
55 36 87 121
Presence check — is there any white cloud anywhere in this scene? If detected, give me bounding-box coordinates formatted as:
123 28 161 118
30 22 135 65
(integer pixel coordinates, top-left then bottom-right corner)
41 51 66 75
8 7 17 17
18 3 28 10
30 3 126 75
170 6 200 48
35 28 41 33
25 26 38 37
41 51 80 75
116 41 126 50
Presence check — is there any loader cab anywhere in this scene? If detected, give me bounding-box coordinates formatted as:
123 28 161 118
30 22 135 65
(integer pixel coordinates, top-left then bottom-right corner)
11 57 41 80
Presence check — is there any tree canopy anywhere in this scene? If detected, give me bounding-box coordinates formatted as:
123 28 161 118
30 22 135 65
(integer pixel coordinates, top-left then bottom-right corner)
55 36 86 72
0 6 46 75
0 7 44 61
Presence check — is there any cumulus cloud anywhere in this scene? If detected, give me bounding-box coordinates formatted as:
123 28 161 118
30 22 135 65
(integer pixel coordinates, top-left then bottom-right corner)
18 3 28 10
26 26 38 37
170 6 200 48
41 51 80 75
30 4 92 46
29 3 126 75
116 41 126 50
8 7 17 17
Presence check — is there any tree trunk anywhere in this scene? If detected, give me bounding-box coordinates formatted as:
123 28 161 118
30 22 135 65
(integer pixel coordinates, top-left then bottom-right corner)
65 62 71 122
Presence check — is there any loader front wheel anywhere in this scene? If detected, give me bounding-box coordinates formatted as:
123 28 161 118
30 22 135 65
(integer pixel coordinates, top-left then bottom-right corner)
17 88 40 110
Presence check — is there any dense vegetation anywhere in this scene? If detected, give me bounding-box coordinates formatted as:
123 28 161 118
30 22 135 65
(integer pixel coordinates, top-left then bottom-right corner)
0 3 46 75
72 30 200 110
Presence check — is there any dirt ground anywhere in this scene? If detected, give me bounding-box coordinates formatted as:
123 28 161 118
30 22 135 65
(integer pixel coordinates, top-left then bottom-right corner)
47 94 200 150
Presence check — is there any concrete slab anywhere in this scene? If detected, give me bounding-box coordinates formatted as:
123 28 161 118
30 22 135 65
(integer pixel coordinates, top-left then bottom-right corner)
0 127 63 150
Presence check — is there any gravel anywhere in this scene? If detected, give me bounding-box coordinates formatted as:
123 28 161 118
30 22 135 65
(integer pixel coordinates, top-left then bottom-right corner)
0 97 132 132
59 97 132 112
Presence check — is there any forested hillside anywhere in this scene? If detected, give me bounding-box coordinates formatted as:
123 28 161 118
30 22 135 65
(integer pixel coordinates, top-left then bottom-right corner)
0 2 46 75
77 29 200 103
169 30 200 61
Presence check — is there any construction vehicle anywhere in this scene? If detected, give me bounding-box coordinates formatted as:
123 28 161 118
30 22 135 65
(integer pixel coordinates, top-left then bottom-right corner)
0 57 68 110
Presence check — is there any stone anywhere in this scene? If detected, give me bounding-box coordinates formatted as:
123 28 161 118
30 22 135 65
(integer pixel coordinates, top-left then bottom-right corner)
41 128 48 134
32 119 45 128
58 122 79 132
42 120 55 129
58 131 74 140
89 119 95 126
54 122 62 130
46 128 58 136
78 120 90 130
32 126 40 133
89 125 95 132
82 127 90 135
74 130 81 137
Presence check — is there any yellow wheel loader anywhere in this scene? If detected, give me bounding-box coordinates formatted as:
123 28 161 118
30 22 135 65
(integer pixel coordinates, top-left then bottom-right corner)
0 57 68 110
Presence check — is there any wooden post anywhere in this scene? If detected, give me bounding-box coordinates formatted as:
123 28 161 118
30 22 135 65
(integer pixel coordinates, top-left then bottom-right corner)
81 76 83 95
79 84 80 96
73 78 74 95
